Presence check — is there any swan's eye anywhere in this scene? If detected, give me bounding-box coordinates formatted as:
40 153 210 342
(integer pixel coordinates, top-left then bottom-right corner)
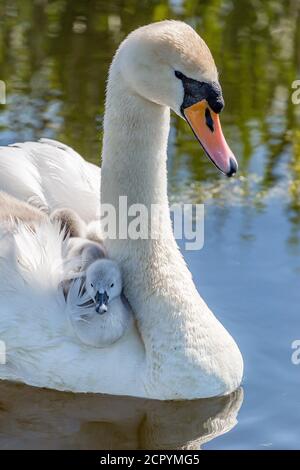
111 283 114 288
91 283 93 288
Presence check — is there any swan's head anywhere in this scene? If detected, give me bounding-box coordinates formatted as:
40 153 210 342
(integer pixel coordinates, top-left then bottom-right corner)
85 259 122 314
117 20 237 176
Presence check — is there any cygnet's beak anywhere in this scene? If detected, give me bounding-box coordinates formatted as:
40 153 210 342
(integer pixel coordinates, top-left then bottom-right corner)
95 291 109 315
183 100 238 177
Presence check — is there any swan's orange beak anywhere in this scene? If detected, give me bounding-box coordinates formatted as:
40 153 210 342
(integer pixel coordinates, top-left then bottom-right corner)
183 100 238 176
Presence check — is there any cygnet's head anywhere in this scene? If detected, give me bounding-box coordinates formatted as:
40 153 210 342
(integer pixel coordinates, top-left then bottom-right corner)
114 20 237 176
85 259 122 314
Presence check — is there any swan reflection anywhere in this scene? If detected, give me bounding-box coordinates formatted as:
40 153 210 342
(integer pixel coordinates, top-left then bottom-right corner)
0 382 243 449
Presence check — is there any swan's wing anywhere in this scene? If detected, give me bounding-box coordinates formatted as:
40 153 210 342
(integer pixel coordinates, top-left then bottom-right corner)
0 222 144 396
0 139 100 223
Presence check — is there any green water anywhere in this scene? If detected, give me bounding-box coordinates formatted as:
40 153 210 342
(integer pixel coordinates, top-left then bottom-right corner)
0 0 300 449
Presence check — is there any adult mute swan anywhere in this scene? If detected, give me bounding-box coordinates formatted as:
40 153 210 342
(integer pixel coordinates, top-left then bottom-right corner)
0 20 243 399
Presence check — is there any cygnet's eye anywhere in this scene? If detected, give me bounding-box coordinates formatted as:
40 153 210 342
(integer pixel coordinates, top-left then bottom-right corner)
110 283 114 288
91 283 93 288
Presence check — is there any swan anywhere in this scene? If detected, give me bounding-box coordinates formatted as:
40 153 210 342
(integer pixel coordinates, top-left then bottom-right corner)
67 259 133 347
84 258 124 315
0 20 243 399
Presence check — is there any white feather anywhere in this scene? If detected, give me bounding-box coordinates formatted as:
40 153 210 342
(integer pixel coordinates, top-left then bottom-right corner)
0 222 145 396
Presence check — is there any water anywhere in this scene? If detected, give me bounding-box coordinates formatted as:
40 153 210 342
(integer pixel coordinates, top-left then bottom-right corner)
0 0 300 449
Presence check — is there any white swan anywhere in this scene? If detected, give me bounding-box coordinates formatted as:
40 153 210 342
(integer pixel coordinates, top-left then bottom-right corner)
0 20 243 399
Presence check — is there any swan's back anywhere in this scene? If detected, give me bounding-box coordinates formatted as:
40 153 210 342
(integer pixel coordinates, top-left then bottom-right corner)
0 221 145 396
0 139 100 222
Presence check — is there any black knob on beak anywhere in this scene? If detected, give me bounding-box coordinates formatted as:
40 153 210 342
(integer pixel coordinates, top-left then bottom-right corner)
227 157 238 177
95 291 109 314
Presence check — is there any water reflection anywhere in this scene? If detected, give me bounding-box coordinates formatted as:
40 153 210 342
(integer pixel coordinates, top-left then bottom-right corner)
0 382 243 449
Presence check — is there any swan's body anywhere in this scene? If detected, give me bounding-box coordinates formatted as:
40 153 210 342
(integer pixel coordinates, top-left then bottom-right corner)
0 21 243 399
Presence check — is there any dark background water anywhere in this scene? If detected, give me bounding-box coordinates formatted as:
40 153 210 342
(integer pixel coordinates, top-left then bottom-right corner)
0 0 300 449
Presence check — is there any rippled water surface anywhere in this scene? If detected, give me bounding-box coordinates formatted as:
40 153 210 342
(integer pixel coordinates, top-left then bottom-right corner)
0 0 300 449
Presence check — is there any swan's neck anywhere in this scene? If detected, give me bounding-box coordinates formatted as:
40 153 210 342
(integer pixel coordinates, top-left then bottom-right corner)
101 63 182 299
101 70 170 211
101 62 240 399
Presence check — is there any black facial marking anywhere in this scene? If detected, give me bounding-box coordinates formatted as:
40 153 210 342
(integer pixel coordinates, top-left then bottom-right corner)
175 70 224 115
227 157 238 177
175 70 185 80
205 107 214 132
